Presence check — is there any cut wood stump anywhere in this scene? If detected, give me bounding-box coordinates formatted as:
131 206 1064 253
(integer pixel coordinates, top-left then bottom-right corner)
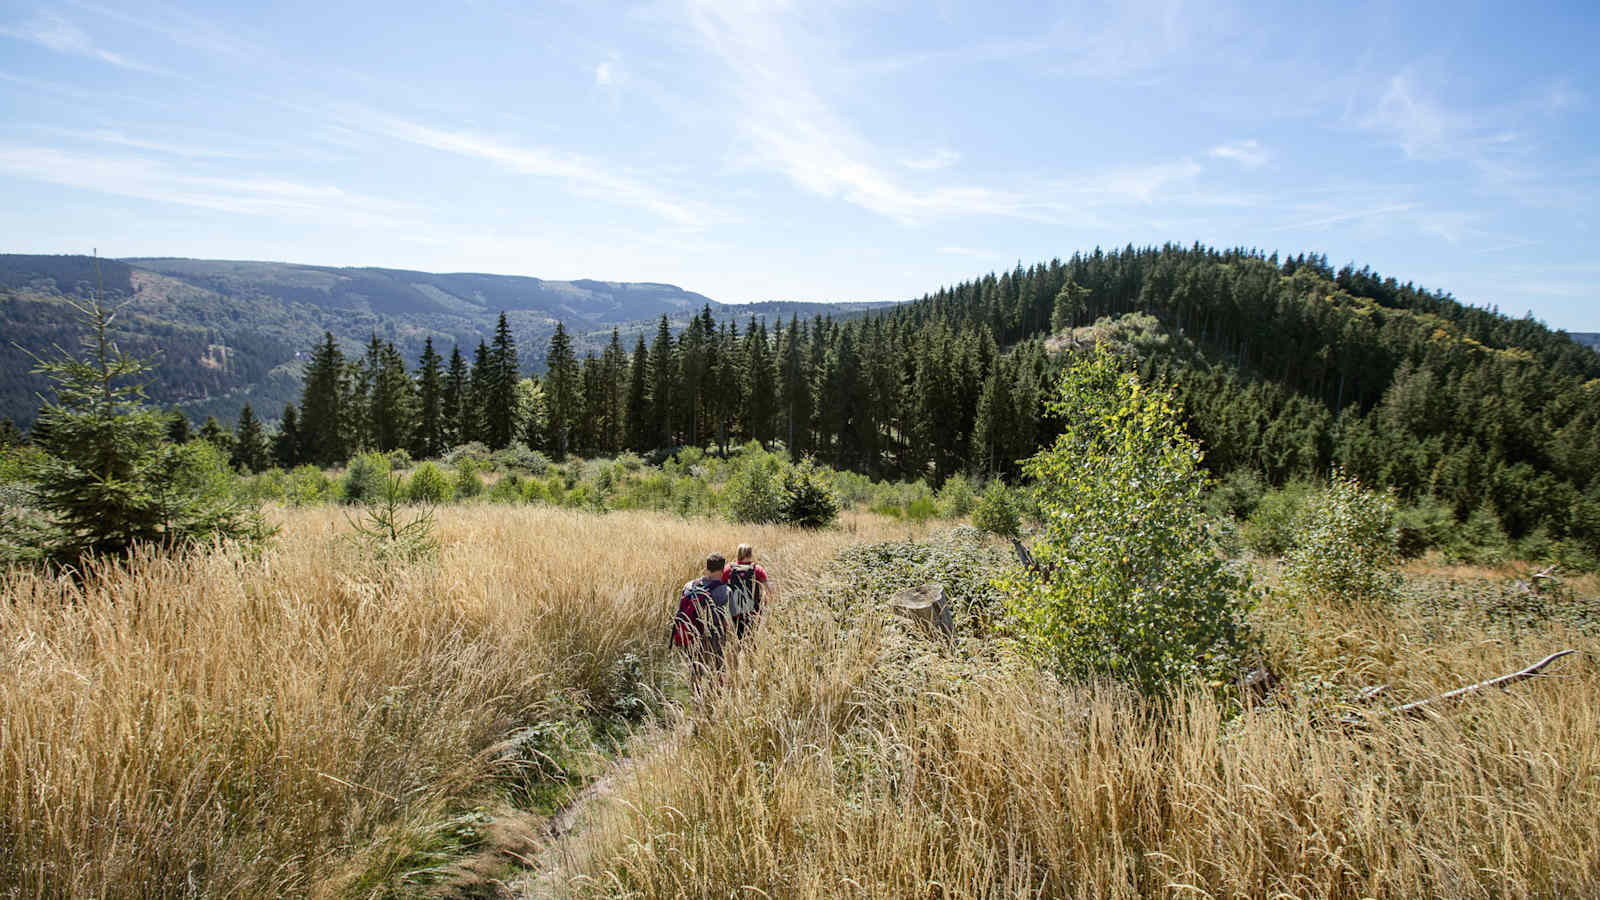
891 583 954 639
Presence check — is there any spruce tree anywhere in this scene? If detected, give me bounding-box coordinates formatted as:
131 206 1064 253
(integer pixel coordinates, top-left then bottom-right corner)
648 315 676 447
414 337 445 459
443 344 468 449
273 404 302 468
746 319 777 448
200 415 235 456
544 322 579 458
232 403 269 473
625 335 651 452
371 341 417 453
299 332 346 466
485 312 520 449
165 406 191 444
601 328 628 454
21 293 257 561
465 340 492 446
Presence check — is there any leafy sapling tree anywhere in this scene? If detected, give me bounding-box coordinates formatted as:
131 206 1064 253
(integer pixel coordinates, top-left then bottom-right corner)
1282 472 1400 606
999 346 1258 695
19 291 262 562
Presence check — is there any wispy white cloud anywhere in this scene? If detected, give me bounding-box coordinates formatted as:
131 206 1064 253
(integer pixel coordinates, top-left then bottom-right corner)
1269 202 1420 232
595 60 618 85
937 245 995 258
36 127 257 160
902 148 960 171
1365 70 1470 160
0 145 409 226
372 118 712 226
0 12 155 72
1209 139 1268 169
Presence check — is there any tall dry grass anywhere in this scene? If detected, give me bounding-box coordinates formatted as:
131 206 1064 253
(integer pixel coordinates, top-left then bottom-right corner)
0 505 924 897
559 563 1600 899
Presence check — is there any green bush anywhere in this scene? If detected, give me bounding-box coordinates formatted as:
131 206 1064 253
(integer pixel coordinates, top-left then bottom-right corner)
1395 496 1455 558
780 458 840 529
936 473 977 519
905 494 937 523
493 443 550 475
1282 472 1399 606
1445 501 1509 565
972 482 1021 539
384 449 413 470
285 465 333 506
488 474 523 504
1206 469 1266 521
999 347 1257 695
454 458 483 500
407 461 453 504
724 455 785 524
340 453 391 505
1240 480 1315 556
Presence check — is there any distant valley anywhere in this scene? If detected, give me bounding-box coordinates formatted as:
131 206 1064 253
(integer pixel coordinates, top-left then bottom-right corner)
0 254 893 429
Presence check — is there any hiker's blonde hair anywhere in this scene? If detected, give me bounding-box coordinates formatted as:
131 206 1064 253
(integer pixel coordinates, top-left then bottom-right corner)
736 544 754 562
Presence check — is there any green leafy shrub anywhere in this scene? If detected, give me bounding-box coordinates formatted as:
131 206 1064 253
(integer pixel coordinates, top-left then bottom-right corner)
724 455 785 524
340 453 391 505
780 458 840 529
406 461 453 504
285 464 333 506
493 443 550 475
454 458 483 500
441 442 489 465
489 474 523 504
1445 501 1510 565
936 473 977 519
1395 496 1455 558
905 494 937 523
998 347 1257 695
384 449 413 470
972 482 1021 539
1240 480 1315 555
1206 469 1266 521
1282 472 1399 606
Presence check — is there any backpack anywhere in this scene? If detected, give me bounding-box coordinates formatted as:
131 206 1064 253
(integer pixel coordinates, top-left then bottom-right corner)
671 578 721 648
726 564 762 619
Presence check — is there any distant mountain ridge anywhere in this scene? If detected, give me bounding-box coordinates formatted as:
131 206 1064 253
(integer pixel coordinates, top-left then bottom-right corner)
0 253 885 429
1573 332 1600 349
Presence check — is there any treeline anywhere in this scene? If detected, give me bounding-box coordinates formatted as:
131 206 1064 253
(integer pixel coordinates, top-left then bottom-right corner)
113 243 1600 554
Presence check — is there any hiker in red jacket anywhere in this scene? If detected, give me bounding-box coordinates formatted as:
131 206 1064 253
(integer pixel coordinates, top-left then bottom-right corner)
671 553 732 679
722 543 769 639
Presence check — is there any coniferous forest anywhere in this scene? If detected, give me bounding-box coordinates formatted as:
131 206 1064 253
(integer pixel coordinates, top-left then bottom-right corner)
209 243 1598 557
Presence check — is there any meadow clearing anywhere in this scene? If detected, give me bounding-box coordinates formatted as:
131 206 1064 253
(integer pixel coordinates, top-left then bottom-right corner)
2 502 1597 899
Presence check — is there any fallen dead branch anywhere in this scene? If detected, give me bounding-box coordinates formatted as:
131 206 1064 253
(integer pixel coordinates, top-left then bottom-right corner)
1343 649 1580 726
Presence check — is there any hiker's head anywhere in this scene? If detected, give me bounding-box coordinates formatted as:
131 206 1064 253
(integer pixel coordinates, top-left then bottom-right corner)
705 553 726 573
736 543 754 563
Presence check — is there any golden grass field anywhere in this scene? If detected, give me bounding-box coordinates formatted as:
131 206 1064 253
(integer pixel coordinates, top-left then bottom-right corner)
3 504 1597 898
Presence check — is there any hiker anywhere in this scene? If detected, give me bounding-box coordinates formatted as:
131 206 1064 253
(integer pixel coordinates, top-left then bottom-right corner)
722 543 769 639
671 553 732 677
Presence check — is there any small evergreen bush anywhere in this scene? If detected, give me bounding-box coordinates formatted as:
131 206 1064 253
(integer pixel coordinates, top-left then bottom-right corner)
407 461 453 504
936 473 977 519
340 453 391 505
1241 480 1315 555
972 482 1021 539
780 458 840 528
454 458 484 500
724 455 786 524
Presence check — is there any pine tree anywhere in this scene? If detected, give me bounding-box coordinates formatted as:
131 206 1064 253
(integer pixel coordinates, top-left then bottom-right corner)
626 334 651 451
544 322 579 458
200 415 235 456
232 403 269 473
299 332 346 466
273 404 302 468
465 340 492 446
414 337 445 459
648 315 677 447
371 341 417 453
21 293 256 560
165 406 191 444
601 328 628 454
485 312 520 449
443 344 468 449
746 319 777 448
777 315 812 457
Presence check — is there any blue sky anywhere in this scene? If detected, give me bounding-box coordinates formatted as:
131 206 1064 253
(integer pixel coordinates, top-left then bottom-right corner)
1 0 1597 329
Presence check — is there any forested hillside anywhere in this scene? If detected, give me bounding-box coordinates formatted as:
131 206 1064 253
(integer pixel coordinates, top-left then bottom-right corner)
0 255 727 429
263 243 1599 556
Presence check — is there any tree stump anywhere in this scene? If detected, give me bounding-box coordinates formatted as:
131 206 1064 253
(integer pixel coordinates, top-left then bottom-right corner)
891 583 954 638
